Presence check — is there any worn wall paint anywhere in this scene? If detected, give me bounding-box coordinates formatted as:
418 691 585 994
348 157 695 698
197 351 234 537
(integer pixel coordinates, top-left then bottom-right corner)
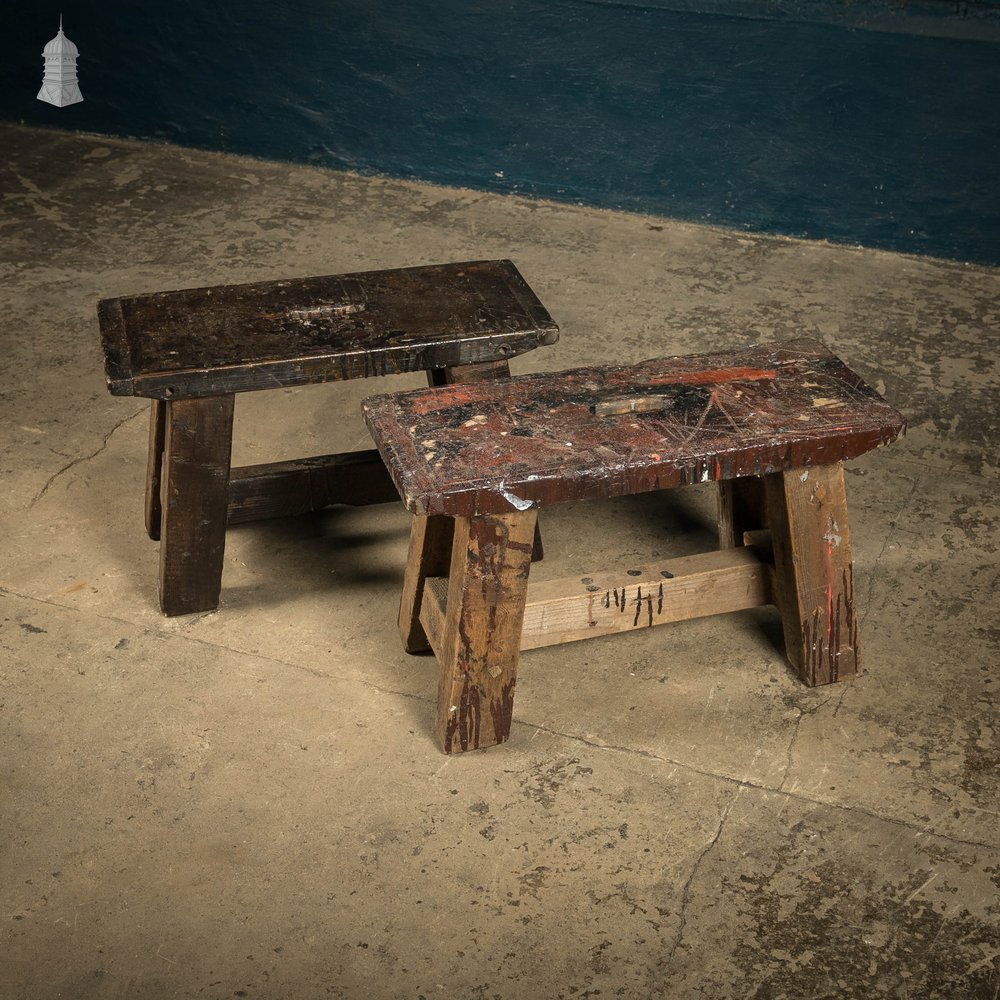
2 1 999 263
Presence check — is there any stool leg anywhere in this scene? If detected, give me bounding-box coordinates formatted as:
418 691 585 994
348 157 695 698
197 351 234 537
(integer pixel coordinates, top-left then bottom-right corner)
717 475 767 549
145 400 166 541
436 510 537 753
399 514 455 653
159 396 235 616
765 462 859 685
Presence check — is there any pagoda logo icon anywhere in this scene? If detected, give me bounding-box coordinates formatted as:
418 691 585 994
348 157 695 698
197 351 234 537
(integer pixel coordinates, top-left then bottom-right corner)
38 16 83 107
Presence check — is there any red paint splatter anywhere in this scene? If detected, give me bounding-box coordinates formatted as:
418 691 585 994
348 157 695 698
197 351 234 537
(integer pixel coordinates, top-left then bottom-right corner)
646 367 777 386
409 383 479 415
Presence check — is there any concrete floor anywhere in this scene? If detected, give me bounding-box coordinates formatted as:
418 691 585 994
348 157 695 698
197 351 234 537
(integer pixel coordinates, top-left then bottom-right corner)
1 123 998 999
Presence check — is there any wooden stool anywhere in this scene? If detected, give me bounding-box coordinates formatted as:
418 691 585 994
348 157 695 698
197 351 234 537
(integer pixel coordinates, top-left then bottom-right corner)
98 260 558 615
363 339 905 753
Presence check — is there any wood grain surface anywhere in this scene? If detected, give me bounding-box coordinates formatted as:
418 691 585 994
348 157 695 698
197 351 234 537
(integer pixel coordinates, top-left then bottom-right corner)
98 259 558 399
364 339 905 516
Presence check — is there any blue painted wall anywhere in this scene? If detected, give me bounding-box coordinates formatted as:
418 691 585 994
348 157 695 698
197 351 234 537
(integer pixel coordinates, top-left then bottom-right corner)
3 1 1000 263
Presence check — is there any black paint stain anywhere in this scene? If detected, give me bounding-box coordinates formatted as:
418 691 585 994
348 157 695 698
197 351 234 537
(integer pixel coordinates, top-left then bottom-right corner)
845 565 858 652
445 673 482 753
444 708 459 753
830 590 841 681
801 609 823 686
19 623 46 634
461 675 482 752
657 582 664 615
799 565 858 685
489 678 517 745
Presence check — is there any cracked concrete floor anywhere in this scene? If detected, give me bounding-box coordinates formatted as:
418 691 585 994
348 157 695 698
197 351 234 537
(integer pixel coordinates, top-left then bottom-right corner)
1 124 998 999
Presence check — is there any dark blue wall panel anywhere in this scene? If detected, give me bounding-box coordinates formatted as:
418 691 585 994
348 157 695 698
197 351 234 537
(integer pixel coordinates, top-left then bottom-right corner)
3 2 999 263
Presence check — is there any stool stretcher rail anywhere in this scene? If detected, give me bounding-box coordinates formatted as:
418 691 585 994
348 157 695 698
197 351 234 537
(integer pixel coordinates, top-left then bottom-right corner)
420 540 773 655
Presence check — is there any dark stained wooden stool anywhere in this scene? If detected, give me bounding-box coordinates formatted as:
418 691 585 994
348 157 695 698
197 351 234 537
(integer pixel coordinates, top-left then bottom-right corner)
363 339 906 753
97 260 558 615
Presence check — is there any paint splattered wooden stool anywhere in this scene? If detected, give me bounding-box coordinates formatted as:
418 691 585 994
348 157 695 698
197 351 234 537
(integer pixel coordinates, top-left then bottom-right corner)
363 339 905 753
98 260 558 616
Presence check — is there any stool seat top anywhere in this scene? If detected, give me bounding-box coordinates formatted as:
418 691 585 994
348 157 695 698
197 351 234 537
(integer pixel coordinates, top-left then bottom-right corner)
363 339 906 516
98 259 558 399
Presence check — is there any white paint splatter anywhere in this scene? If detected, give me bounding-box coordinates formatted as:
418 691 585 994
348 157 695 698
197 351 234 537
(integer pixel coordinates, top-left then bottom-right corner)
499 483 534 511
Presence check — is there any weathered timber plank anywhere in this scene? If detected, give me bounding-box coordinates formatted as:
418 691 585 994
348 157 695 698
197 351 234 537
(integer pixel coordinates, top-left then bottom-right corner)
420 544 771 654
363 339 906 517
158 396 235 616
434 511 537 753
226 449 398 524
765 462 858 685
520 546 771 650
97 259 558 399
